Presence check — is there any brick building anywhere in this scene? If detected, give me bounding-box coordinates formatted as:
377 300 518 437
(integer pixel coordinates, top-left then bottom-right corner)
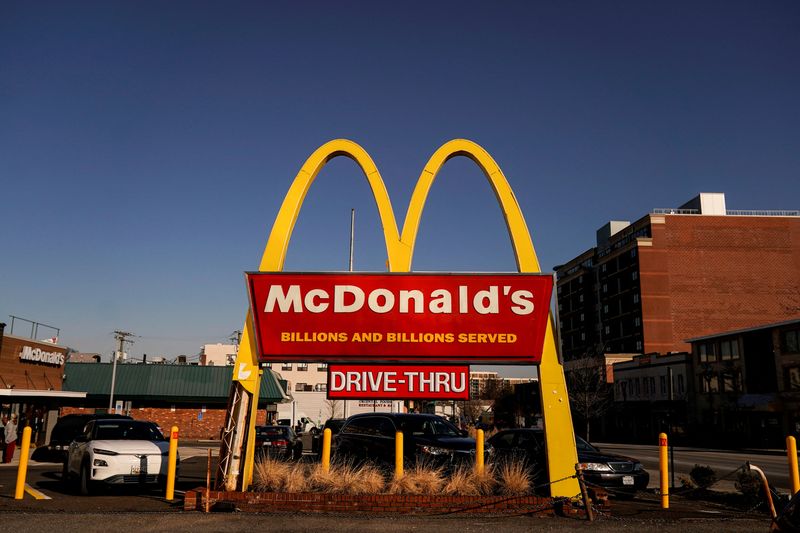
686 319 800 448
61 362 288 439
555 193 800 360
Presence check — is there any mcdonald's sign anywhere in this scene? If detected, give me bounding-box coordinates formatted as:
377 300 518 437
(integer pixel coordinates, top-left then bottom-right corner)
246 271 553 364
225 138 580 498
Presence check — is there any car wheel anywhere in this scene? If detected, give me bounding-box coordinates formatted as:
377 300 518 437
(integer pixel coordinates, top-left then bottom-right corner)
293 444 302 461
79 460 93 496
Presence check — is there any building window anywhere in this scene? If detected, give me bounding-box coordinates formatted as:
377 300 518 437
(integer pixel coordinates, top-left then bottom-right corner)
700 374 719 393
677 375 685 395
786 367 800 390
636 340 643 351
633 293 639 304
603 284 608 293
783 330 800 354
603 304 609 314
317 363 328 372
722 371 742 393
314 383 328 392
605 326 610 335
719 340 740 361
660 376 666 394
634 317 641 327
631 248 637 258
632 271 638 281
281 363 293 371
295 382 306 392
649 377 656 395
580 313 585 322
602 264 607 273
579 294 584 303
580 332 586 341
698 343 716 363
297 363 308 371
634 378 640 396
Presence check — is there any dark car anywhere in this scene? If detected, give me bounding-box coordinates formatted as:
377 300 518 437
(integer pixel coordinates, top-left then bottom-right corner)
31 413 133 464
488 428 649 496
312 418 347 456
334 413 484 469
254 425 303 460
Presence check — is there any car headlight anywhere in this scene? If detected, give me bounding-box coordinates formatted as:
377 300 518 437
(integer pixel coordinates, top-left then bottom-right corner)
634 463 643 471
93 448 119 456
418 445 452 456
93 458 108 466
579 462 614 472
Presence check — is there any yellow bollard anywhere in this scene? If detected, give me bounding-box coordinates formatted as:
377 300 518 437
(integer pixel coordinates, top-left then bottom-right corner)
166 426 179 501
395 431 404 479
659 432 669 509
788 436 800 495
322 428 332 473
476 429 485 475
14 426 32 500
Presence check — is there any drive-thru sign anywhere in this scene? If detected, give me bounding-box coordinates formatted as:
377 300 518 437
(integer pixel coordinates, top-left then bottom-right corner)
246 272 553 364
328 364 470 399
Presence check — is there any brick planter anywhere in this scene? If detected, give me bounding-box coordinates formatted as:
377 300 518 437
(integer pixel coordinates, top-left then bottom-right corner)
184 489 557 515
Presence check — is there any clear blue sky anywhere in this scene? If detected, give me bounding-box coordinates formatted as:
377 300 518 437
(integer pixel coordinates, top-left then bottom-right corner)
1 1 798 372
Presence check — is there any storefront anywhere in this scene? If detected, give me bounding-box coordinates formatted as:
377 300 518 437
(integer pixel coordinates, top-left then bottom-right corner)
0 333 85 446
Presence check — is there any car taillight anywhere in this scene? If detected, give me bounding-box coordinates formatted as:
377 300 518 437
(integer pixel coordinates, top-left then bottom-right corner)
273 440 288 446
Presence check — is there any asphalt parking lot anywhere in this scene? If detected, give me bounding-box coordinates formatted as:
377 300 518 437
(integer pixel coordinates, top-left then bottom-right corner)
0 443 775 532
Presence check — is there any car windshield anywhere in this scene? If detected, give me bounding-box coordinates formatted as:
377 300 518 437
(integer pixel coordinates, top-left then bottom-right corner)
402 417 460 437
93 421 164 441
576 436 598 453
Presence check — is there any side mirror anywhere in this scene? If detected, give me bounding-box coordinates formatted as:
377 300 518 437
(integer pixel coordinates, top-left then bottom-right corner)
73 435 88 443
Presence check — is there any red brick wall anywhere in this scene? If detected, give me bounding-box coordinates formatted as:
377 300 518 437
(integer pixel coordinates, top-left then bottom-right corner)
60 406 268 439
640 215 800 353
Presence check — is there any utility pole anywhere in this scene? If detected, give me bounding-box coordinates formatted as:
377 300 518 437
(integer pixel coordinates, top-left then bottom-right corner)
109 330 134 412
344 208 355 419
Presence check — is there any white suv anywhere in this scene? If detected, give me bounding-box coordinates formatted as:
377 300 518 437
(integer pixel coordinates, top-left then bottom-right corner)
64 419 176 495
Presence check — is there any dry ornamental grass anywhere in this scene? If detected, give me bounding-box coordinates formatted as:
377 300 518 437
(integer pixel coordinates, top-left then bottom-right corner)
253 457 529 497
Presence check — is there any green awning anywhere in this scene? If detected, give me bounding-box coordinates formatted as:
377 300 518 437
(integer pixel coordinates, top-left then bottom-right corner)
63 362 287 405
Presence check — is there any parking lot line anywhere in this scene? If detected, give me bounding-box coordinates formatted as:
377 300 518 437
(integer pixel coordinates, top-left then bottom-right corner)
24 484 51 500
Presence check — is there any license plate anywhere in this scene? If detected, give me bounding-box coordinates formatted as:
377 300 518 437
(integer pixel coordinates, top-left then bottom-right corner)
131 466 142 475
622 475 634 486
264 441 272 446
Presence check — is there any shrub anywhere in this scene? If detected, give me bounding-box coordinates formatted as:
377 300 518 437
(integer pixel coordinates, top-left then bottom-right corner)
253 456 291 492
388 462 446 494
443 466 480 496
499 461 531 496
689 464 717 489
470 465 497 496
311 461 386 494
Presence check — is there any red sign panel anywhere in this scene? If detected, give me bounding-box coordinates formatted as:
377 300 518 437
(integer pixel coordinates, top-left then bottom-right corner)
246 272 553 364
328 365 470 400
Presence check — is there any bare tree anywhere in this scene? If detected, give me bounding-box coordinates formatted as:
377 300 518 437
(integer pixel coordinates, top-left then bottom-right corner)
566 358 611 442
324 399 341 420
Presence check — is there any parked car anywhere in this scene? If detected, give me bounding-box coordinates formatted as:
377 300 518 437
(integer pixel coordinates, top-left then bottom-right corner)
487 428 649 496
334 413 487 469
254 425 303 460
31 413 132 464
64 419 175 495
311 418 347 456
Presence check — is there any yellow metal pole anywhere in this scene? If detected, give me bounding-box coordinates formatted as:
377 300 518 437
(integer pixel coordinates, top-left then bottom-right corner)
659 432 669 509
14 426 32 500
787 436 800 495
166 426 179 500
476 429 485 475
322 428 332 473
395 431 404 479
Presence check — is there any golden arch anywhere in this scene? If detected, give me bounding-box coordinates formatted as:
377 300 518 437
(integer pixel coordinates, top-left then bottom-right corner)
228 139 579 497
